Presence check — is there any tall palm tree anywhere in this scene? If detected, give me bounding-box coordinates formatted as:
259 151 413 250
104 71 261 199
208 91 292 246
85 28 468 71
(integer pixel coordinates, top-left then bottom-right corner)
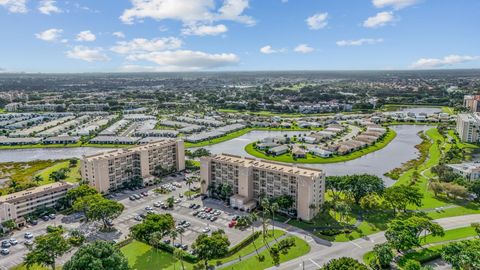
261 198 271 239
249 212 259 254
185 177 194 199
173 248 186 270
270 202 279 239
170 230 178 245
33 175 43 184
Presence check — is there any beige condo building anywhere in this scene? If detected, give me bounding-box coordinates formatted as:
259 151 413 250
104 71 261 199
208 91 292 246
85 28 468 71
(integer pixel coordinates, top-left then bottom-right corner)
456 113 480 143
0 181 76 224
200 154 325 221
81 139 185 193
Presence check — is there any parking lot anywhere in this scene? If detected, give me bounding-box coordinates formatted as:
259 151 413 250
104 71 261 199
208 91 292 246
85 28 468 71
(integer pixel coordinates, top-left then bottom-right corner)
0 172 254 269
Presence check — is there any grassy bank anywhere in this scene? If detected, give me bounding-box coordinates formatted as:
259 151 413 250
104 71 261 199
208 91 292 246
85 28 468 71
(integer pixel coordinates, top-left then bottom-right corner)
243 128 396 164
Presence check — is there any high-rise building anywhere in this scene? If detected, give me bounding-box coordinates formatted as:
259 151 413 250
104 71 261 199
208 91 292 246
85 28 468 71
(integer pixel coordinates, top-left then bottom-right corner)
0 182 76 225
80 139 185 193
463 95 480 112
456 113 480 142
200 154 325 221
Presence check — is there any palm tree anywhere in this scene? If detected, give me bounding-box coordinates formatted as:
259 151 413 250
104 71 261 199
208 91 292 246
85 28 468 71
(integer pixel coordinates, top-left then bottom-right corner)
33 175 43 184
170 230 178 246
248 213 259 254
185 177 194 199
173 248 186 270
261 198 271 239
270 202 279 239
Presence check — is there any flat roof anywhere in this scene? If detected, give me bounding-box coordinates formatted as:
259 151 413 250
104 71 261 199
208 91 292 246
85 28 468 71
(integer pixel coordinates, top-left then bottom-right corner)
208 153 324 177
0 182 75 203
82 139 181 161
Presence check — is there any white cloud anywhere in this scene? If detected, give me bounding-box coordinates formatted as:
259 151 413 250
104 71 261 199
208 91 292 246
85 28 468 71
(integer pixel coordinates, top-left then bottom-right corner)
120 0 254 28
0 0 27 13
35 28 63 42
38 0 61 15
411 55 480 69
112 32 126 39
182 24 228 36
363 11 395 28
111 37 183 54
306 12 328 30
66 46 109 62
76 30 96 42
336 38 384 46
372 0 420 10
294 44 314 53
260 45 286 54
125 50 239 70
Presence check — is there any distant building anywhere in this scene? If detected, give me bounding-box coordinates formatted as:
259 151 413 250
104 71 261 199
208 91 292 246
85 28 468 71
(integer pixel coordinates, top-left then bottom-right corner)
456 113 480 142
81 140 185 193
463 95 480 112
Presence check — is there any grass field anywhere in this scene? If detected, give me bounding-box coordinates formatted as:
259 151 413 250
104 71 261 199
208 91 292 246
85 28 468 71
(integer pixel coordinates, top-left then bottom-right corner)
121 230 301 270
220 235 310 270
34 160 81 185
244 128 396 164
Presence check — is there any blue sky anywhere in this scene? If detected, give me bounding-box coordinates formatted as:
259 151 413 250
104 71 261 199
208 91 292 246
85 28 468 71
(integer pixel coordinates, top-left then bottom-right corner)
0 0 479 72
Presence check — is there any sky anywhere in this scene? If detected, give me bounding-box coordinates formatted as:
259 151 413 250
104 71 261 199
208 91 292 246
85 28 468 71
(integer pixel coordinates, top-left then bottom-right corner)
0 0 479 73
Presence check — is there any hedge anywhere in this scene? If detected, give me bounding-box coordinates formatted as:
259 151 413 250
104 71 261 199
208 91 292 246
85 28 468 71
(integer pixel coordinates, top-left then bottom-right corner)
226 231 261 257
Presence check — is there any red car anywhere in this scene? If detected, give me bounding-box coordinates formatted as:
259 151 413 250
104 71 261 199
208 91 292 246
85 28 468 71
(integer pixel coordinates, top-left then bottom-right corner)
228 221 237 228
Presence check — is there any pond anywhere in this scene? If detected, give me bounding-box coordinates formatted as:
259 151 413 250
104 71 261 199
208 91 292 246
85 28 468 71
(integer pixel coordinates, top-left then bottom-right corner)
400 107 442 114
0 147 112 163
197 125 432 186
0 125 432 186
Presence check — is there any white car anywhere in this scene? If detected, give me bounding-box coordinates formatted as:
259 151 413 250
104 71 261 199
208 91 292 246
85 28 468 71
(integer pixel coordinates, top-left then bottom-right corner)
24 232 33 239
202 227 210 233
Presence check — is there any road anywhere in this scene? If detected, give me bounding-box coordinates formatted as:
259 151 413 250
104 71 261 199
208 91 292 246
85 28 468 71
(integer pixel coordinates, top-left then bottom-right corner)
268 214 480 270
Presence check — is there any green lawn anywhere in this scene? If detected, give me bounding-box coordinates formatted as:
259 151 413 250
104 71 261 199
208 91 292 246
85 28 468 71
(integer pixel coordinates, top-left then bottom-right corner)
121 240 195 270
35 161 81 185
219 235 310 270
9 264 53 270
121 230 294 270
244 128 396 164
423 226 478 244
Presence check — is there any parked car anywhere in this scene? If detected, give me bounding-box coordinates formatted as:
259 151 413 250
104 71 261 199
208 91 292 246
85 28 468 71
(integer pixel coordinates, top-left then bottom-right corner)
153 202 162 207
192 211 199 216
145 206 153 211
49 214 56 219
228 221 237 228
163 239 170 244
210 216 217 222
134 216 143 221
181 244 188 250
24 240 33 246
41 215 50 221
28 219 38 225
9 239 18 245
141 192 149 196
129 196 136 201
1 241 11 248
0 249 9 255
202 227 211 233
24 232 33 239
174 243 182 248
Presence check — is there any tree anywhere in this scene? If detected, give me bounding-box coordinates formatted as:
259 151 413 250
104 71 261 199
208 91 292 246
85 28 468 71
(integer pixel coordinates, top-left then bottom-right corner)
49 168 69 182
370 243 393 269
325 176 348 201
69 159 78 167
192 229 230 269
472 222 480 237
87 198 124 229
428 181 444 197
166 196 175 208
33 175 43 184
270 202 279 236
468 181 480 202
63 240 129 270
273 194 295 211
441 239 480 270
130 213 175 243
174 248 187 270
185 177 194 199
260 198 271 238
321 257 369 270
66 185 98 206
403 260 433 270
343 174 385 205
443 182 469 199
170 230 178 245
72 194 103 221
383 185 423 215
385 215 444 252
333 201 351 224
24 231 70 270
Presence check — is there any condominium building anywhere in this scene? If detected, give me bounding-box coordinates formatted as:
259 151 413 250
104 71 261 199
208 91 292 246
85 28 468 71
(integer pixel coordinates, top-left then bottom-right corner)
80 139 185 193
456 113 480 142
463 95 480 112
0 182 76 225
200 154 325 221
447 162 480 181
